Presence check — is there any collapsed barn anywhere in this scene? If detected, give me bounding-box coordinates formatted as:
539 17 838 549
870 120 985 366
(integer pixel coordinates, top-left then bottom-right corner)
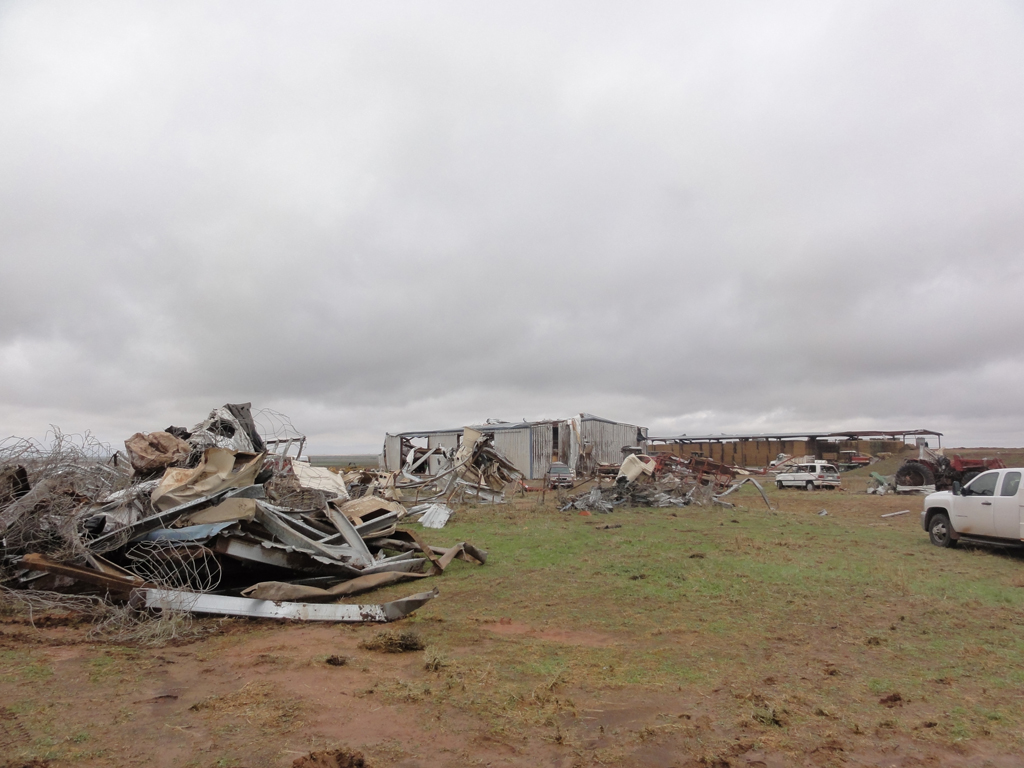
381 413 649 480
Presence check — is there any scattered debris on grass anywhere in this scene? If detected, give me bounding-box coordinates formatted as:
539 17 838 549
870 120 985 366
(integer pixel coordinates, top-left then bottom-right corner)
867 471 895 495
408 502 453 529
560 454 772 512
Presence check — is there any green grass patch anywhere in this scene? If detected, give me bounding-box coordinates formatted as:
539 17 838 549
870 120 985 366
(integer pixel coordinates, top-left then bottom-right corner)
388 491 1024 746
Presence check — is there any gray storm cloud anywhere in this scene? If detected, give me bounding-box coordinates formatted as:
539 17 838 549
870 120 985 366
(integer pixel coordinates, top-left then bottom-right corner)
1 1 1023 451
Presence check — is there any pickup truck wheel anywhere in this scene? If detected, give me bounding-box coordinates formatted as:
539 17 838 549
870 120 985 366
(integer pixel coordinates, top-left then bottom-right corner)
928 512 957 548
805 480 814 491
776 481 784 490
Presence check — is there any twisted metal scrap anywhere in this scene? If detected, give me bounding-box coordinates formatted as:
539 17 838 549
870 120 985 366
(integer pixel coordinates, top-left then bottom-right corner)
0 429 131 574
124 541 222 593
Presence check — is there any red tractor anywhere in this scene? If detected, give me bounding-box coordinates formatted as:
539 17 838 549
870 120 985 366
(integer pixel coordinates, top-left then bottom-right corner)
894 449 1005 491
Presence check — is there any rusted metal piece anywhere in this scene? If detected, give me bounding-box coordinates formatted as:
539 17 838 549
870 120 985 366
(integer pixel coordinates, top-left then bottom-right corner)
20 553 148 593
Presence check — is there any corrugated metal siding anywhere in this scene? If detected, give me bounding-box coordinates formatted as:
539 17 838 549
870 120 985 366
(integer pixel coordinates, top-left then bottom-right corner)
580 419 644 465
427 431 461 475
488 427 531 479
564 419 579 466
383 434 403 471
530 424 553 480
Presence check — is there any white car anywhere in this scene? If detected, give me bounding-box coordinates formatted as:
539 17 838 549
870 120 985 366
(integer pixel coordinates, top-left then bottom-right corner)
922 467 1023 548
775 461 841 491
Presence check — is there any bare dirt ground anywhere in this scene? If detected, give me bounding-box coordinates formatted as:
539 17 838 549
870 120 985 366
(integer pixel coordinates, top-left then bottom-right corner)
4 458 1024 768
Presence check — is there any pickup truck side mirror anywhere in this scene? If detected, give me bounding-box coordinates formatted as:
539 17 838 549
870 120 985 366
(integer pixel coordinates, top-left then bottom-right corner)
952 481 961 496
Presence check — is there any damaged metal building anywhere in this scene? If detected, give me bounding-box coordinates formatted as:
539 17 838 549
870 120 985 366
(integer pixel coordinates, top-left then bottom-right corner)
381 413 648 480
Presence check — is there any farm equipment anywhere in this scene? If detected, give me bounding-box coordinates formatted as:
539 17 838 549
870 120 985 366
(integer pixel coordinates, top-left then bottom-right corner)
894 447 1005 491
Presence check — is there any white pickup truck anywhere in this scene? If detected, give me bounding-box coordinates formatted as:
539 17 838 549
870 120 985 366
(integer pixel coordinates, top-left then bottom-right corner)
922 468 1023 547
775 461 841 491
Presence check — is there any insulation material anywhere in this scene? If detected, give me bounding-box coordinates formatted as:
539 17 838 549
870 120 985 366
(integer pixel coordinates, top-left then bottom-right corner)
616 454 655 483
124 431 192 475
152 448 265 511
290 460 350 500
178 497 258 526
240 570 428 601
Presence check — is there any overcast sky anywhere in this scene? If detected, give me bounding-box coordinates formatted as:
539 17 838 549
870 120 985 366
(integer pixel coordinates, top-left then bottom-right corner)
1 1 1023 453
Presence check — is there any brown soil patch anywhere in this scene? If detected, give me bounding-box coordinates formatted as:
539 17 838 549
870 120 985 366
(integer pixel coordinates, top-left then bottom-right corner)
483 619 617 647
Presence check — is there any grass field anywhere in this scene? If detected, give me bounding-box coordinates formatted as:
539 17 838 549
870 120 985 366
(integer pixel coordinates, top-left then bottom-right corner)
3 482 1024 766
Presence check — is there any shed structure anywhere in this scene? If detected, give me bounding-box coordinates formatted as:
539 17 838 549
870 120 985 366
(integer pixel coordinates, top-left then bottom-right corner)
579 413 649 466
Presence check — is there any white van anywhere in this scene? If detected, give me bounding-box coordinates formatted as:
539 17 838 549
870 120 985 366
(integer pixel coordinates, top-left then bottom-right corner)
775 461 841 491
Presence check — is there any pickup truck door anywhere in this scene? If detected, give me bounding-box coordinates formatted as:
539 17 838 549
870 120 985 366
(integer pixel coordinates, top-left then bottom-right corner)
953 470 1000 536
992 470 1022 540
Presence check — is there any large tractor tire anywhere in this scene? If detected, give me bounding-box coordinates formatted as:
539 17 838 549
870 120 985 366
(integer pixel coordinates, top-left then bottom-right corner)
960 471 980 486
894 461 936 487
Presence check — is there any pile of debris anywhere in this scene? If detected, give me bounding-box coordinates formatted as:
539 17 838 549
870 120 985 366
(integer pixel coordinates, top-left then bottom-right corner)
344 427 522 505
560 453 771 512
0 404 485 625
